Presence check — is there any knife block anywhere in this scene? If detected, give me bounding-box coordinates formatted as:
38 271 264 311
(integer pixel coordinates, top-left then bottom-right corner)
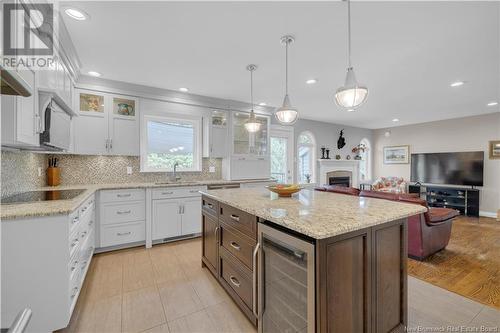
47 167 61 186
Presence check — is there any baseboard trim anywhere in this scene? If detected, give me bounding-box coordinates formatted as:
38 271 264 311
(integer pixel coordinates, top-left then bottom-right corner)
479 211 497 219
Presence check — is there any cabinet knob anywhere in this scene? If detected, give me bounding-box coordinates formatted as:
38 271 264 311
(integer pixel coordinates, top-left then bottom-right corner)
230 214 240 222
230 241 241 251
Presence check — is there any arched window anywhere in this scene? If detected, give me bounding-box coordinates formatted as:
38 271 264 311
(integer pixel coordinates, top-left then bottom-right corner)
297 131 316 184
359 138 371 181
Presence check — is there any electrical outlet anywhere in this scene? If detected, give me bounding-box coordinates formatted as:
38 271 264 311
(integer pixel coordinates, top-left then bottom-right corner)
126 166 133 175
38 167 42 177
209 166 216 173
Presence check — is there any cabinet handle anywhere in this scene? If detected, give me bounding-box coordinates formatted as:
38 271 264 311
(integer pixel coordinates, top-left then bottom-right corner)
230 241 241 251
70 287 79 299
204 203 213 209
162 191 174 195
105 139 109 150
71 260 78 272
109 139 113 149
80 231 87 238
189 190 199 193
252 242 260 317
229 276 241 288
116 210 131 215
117 193 131 198
230 214 240 222
214 226 219 241
70 239 79 248
117 232 131 236
72 217 79 225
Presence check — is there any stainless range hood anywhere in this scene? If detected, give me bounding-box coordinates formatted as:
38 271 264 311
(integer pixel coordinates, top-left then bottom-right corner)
0 65 33 97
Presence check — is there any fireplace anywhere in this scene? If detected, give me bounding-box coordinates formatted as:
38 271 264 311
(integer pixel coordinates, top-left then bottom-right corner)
327 170 352 187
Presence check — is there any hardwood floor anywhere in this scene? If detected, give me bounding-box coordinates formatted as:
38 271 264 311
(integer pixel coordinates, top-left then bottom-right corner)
408 216 500 310
59 236 500 333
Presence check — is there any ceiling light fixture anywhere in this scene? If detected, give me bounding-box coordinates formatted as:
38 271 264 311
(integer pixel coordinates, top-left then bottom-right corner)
64 8 89 21
450 81 465 87
244 64 261 133
179 87 189 92
487 101 498 106
384 130 391 137
392 118 399 122
275 35 299 125
258 102 267 106
87 71 101 77
335 0 368 110
306 79 317 85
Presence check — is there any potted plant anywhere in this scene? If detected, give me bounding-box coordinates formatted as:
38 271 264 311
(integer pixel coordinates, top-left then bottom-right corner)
352 143 368 160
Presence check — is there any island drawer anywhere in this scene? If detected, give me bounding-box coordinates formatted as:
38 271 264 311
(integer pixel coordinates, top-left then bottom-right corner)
219 203 256 239
100 189 145 203
202 196 218 217
220 224 256 270
220 249 253 310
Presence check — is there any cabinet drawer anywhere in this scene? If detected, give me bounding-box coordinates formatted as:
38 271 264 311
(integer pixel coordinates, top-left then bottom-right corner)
221 225 256 270
69 210 80 239
220 203 256 239
152 186 206 200
220 252 253 310
202 196 218 217
100 189 145 203
100 221 145 247
101 201 145 225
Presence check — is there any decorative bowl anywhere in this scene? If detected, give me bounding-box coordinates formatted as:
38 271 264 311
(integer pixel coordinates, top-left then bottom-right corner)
266 184 303 197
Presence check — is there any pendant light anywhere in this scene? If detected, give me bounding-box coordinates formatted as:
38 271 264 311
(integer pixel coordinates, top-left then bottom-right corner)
275 35 299 125
244 64 261 133
335 0 368 110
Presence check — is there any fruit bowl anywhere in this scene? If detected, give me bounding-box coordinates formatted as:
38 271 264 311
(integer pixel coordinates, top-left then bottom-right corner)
266 184 303 197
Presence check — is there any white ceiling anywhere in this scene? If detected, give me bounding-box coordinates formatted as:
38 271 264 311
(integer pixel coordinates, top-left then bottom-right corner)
62 1 500 129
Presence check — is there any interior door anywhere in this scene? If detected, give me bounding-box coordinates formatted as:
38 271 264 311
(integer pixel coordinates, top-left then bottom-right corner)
152 199 181 240
270 126 294 183
181 197 202 235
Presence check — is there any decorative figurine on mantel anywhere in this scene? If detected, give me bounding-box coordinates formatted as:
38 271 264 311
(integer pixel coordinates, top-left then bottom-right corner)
337 129 346 149
335 154 341 160
320 147 327 159
352 143 368 160
325 148 331 159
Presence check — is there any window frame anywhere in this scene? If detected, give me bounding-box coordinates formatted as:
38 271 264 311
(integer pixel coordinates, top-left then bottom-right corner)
140 114 202 172
297 131 316 184
359 138 372 181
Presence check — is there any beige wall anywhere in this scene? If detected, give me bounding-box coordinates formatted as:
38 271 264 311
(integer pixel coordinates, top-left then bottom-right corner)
373 113 500 215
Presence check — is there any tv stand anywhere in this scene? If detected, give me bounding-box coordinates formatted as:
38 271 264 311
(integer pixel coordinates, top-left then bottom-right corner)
409 184 479 217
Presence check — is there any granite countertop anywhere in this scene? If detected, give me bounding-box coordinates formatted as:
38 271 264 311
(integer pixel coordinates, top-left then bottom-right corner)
201 188 427 240
0 179 274 220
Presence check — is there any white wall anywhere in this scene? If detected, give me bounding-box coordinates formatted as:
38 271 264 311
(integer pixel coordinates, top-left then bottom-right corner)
373 113 500 216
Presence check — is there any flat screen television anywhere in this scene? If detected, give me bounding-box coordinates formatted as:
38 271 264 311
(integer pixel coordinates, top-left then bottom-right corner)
410 151 484 187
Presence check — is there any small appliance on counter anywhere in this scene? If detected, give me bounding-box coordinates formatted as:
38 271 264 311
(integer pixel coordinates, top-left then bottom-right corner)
47 157 61 186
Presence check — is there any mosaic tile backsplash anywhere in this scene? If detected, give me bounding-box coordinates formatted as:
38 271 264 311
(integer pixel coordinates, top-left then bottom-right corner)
1 151 222 198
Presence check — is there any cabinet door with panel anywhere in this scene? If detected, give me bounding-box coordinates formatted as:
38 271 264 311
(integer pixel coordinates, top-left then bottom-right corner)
109 95 139 156
152 199 182 240
181 197 202 235
73 113 108 155
202 211 219 276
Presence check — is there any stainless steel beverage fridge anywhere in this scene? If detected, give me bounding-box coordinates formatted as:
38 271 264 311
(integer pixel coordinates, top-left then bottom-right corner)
257 223 315 333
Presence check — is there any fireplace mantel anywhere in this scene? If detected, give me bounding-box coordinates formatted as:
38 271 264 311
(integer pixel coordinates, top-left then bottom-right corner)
317 159 360 188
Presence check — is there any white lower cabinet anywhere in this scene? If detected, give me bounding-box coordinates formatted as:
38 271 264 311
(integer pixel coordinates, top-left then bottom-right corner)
152 186 205 241
98 188 146 248
1 194 95 332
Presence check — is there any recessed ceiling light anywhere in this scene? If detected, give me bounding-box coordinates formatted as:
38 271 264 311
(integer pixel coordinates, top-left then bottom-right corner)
258 102 267 106
450 81 465 87
487 101 498 106
306 79 317 85
87 71 101 77
392 118 399 122
179 87 189 92
64 8 89 21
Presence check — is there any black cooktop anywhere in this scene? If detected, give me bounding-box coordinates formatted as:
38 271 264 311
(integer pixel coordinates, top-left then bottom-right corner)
1 189 86 204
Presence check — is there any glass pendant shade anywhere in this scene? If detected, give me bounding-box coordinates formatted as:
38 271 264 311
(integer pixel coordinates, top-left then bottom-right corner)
335 67 368 109
244 110 261 133
275 94 298 125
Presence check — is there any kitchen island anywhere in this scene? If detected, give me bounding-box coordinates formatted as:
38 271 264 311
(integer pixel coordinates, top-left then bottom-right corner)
200 188 426 333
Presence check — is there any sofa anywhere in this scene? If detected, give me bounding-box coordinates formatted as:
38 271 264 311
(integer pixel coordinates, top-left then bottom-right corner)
315 186 459 260
371 177 408 193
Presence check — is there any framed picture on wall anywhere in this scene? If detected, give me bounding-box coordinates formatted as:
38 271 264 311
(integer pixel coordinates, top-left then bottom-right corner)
383 145 410 164
489 140 500 159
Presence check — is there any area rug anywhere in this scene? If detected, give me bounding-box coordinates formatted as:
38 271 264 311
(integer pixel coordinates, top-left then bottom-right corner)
408 216 500 310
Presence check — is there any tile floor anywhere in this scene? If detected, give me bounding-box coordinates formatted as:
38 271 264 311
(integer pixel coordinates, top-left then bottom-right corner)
60 238 500 333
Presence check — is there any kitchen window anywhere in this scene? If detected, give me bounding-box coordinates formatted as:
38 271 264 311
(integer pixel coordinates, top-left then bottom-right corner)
141 115 202 172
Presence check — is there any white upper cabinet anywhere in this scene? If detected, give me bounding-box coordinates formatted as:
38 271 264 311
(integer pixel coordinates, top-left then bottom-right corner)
203 109 228 158
231 111 269 158
38 58 73 111
73 89 139 156
1 69 40 148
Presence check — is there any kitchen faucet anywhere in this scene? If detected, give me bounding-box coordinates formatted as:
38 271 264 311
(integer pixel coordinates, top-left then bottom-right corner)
171 162 181 182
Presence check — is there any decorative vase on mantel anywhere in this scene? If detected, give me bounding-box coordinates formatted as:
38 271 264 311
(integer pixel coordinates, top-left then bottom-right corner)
320 147 326 159
325 149 330 159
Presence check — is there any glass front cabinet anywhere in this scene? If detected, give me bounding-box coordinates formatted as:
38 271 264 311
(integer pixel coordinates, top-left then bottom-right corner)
232 111 269 157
